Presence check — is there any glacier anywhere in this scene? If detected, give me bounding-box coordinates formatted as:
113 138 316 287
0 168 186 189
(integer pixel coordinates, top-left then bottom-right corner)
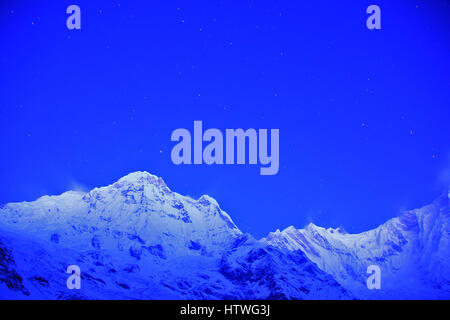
0 171 448 299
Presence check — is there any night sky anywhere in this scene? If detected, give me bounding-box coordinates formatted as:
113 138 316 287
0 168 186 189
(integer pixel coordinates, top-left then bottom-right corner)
1 0 449 238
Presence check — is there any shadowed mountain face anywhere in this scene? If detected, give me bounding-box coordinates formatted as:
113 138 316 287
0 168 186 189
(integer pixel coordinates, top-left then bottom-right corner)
0 172 448 299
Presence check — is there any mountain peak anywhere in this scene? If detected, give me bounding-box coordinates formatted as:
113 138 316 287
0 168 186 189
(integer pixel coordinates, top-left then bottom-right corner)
327 226 347 235
116 171 169 190
283 225 297 233
305 222 320 230
118 171 157 183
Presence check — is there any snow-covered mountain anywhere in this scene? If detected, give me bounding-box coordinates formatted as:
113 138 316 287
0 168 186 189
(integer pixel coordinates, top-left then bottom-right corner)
0 172 349 299
0 171 448 299
263 191 450 299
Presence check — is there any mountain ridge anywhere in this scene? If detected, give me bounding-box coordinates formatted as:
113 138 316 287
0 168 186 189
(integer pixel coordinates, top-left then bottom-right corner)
0 171 448 299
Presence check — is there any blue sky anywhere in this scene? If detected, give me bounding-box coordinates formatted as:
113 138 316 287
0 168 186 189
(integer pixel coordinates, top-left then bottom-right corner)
1 0 449 238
